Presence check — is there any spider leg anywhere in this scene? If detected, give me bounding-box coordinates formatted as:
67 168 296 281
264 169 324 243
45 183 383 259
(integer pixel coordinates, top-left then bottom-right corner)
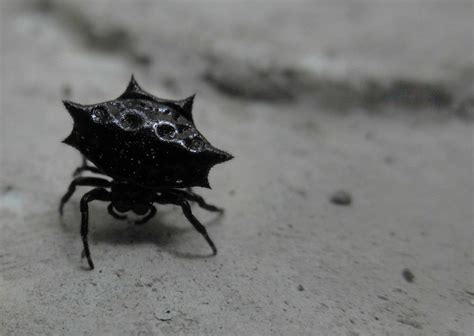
72 156 88 176
135 205 157 225
59 177 110 216
170 189 223 213
72 156 104 177
156 193 217 255
73 165 104 177
79 187 111 270
180 201 217 255
107 203 127 220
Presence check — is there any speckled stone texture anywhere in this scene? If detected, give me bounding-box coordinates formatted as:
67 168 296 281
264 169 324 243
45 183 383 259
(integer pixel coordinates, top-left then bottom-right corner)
1 1 473 335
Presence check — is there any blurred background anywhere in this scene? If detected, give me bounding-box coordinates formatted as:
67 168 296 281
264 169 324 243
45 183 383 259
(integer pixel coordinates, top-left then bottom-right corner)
0 1 473 335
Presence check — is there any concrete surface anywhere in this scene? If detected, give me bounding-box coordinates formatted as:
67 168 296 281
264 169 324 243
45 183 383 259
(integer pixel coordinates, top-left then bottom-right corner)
0 1 473 335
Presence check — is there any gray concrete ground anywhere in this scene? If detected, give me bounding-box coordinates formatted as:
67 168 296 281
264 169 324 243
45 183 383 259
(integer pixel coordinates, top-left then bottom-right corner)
0 1 473 335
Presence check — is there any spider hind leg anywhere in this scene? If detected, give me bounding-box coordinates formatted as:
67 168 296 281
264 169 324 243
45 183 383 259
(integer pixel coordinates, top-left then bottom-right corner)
170 189 224 213
72 156 104 177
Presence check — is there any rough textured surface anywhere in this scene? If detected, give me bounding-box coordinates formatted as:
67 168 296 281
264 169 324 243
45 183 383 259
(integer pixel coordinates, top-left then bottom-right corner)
1 1 473 335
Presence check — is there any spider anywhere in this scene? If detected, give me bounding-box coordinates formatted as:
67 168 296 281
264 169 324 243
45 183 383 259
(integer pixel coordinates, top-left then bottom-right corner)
59 76 233 269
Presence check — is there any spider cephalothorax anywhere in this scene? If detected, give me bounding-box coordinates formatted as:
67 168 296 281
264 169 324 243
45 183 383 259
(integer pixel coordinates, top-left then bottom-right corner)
59 75 232 269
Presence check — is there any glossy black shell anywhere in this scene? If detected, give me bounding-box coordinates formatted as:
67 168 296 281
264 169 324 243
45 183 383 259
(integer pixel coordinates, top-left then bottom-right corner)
63 76 233 189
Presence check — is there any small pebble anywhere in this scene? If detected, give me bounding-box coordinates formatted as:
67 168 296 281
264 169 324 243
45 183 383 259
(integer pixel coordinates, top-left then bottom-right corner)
330 190 352 206
402 268 415 283
297 284 304 291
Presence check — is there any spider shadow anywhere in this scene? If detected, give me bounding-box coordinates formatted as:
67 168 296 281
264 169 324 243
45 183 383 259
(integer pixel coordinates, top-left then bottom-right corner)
58 201 223 264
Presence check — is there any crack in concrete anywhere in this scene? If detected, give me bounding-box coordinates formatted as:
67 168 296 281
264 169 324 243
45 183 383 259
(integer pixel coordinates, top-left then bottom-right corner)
30 0 473 120
203 50 462 113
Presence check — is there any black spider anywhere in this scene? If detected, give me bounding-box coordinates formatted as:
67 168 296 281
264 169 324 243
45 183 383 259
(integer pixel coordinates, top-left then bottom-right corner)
59 75 233 269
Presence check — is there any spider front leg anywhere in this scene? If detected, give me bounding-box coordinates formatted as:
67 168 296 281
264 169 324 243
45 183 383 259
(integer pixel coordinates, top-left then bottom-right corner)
59 177 111 215
80 187 111 270
156 193 217 255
